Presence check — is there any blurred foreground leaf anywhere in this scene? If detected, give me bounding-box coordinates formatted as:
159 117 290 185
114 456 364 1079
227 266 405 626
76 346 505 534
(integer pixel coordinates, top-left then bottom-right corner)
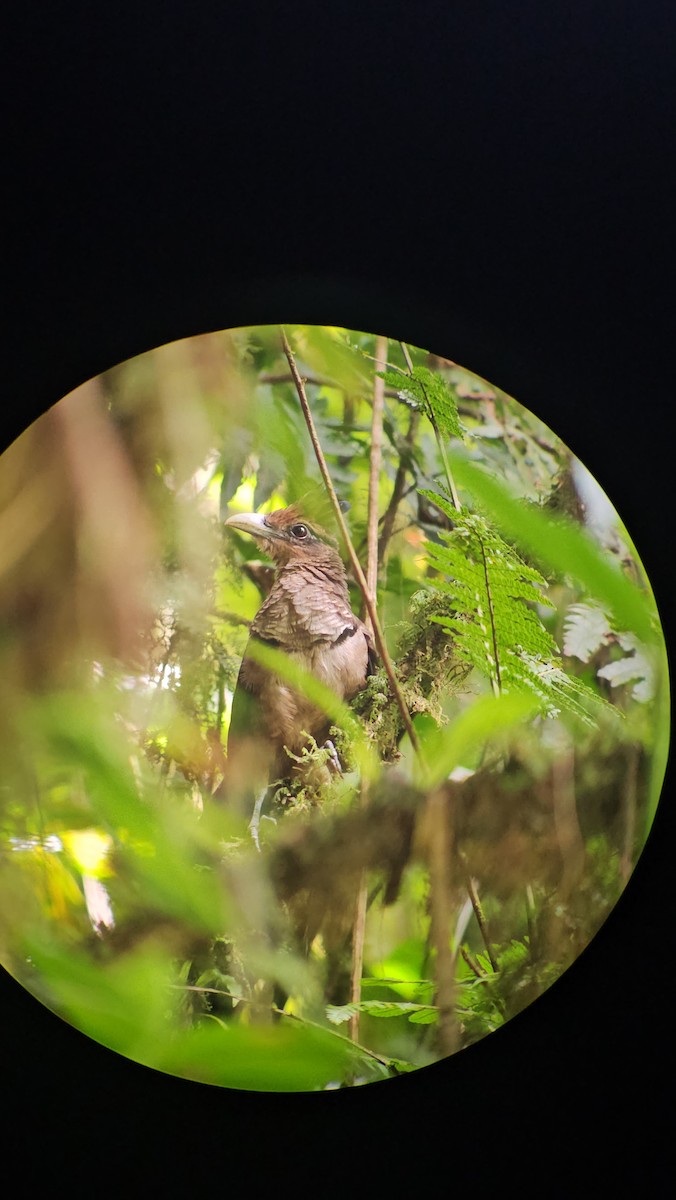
22 934 393 1091
415 692 540 788
245 640 379 780
24 693 235 934
449 452 660 644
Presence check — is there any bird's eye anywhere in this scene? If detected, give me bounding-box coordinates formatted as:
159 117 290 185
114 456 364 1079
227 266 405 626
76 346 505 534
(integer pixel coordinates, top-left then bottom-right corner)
290 523 309 539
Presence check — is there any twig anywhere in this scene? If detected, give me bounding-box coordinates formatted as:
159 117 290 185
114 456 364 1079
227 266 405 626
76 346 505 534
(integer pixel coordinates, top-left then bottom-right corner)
525 884 540 961
423 787 459 1057
399 340 414 373
349 337 387 1042
212 608 252 627
378 409 420 565
260 371 335 388
550 740 585 900
460 945 488 981
348 877 368 1042
172 983 399 1071
463 869 499 972
261 369 407 406
215 663 226 735
365 335 387 631
280 327 420 754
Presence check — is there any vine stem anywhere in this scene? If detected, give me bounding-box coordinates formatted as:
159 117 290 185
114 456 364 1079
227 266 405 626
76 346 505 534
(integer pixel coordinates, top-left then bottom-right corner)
281 327 420 754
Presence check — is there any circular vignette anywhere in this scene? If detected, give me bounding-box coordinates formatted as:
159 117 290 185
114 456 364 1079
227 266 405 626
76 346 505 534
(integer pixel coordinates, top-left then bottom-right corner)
0 324 668 1091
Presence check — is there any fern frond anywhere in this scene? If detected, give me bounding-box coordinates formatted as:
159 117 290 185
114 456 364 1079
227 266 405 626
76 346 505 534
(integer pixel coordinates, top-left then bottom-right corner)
419 491 616 725
563 603 656 702
380 367 464 440
563 603 612 662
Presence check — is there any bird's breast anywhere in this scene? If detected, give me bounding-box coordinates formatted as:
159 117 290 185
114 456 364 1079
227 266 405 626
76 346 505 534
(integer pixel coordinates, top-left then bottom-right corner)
305 628 370 701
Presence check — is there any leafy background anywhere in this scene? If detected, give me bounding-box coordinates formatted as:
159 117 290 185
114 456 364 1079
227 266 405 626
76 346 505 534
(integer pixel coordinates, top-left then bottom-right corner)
0 324 668 1089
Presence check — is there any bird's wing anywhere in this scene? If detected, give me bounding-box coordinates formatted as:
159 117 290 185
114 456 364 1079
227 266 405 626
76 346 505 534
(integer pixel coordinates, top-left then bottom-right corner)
225 642 280 799
228 654 267 750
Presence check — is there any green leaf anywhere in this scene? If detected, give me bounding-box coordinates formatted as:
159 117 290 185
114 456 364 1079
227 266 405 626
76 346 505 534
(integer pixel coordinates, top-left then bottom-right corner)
380 366 463 439
160 1019 387 1091
27 694 234 934
447 452 659 644
418 492 623 726
24 934 385 1091
415 692 540 787
326 1000 439 1024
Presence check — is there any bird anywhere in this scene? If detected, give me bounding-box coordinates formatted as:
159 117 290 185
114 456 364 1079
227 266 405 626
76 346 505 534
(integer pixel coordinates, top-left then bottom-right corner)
223 504 375 842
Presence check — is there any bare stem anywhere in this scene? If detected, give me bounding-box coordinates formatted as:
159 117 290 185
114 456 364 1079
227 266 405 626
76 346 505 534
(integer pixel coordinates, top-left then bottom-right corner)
281 327 420 754
349 337 388 1040
399 340 414 373
464 869 499 972
423 787 459 1057
461 945 488 981
378 409 420 566
434 428 462 511
365 335 387 632
348 868 368 1042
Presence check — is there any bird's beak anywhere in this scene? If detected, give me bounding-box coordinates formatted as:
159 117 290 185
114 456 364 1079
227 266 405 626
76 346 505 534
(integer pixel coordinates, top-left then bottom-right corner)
224 512 278 540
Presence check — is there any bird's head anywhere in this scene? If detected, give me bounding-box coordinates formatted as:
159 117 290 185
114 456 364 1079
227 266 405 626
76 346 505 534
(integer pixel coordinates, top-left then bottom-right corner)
224 504 342 570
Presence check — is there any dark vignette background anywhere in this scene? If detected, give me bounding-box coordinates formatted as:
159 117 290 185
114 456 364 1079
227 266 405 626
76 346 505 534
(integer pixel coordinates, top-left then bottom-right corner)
3 1 674 1190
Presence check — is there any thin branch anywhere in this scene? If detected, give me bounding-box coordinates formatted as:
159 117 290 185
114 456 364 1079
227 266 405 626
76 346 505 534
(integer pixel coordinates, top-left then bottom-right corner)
434 431 462 512
463 869 499 972
349 336 387 1042
260 371 335 388
399 340 414 373
212 607 252 628
215 662 227 734
378 409 420 566
550 740 585 900
280 327 420 754
348 875 368 1042
261 370 412 407
365 335 387 631
460 945 487 980
172 983 399 1072
423 786 459 1057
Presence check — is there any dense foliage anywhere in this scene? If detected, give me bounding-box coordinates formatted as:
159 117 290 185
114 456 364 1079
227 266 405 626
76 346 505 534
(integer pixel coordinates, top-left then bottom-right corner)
0 325 668 1089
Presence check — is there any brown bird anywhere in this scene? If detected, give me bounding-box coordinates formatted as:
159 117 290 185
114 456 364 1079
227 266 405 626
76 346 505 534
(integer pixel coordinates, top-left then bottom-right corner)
223 504 375 840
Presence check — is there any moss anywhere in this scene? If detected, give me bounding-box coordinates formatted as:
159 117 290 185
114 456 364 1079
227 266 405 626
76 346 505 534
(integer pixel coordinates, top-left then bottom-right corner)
351 588 471 759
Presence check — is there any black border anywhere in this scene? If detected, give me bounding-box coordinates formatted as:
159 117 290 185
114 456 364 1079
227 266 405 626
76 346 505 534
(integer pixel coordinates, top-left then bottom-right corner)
4 3 674 1189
